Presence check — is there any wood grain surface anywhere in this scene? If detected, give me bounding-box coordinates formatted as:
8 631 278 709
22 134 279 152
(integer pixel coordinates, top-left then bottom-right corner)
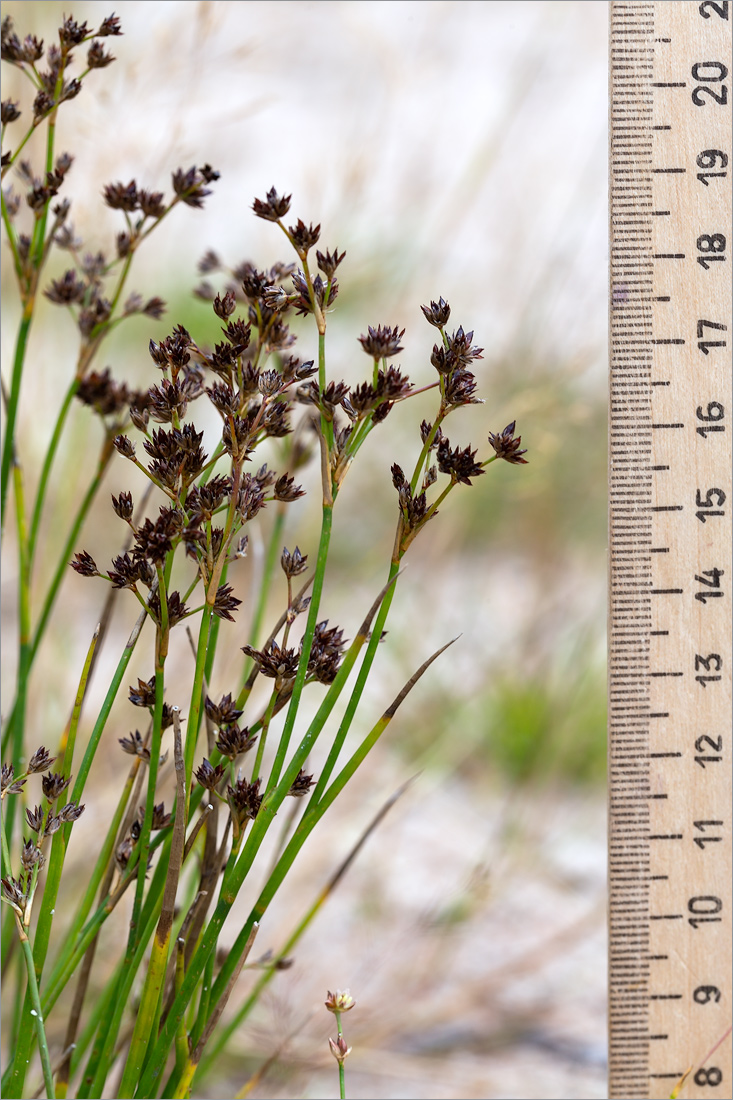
609 2 732 1097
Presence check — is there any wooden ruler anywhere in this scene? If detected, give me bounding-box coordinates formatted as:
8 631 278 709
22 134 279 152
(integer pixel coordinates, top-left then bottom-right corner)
609 2 732 1098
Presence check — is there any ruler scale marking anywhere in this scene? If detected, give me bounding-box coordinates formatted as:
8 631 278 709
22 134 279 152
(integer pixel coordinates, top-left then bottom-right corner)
609 3 732 1098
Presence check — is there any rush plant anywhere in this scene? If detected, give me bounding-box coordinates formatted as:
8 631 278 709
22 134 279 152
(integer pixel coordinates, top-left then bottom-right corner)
1 10 527 1099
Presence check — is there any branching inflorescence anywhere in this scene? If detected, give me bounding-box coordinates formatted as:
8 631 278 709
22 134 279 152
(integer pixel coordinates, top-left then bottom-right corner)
1 11 526 1099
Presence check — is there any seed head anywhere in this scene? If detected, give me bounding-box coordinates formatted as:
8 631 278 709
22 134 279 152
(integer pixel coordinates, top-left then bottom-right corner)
112 490 133 521
287 769 315 798
59 16 89 47
253 186 291 222
213 290 236 319
328 1035 352 1063
119 730 150 760
87 39 115 68
172 165 219 209
227 777 262 827
113 434 136 459
32 90 54 122
444 366 481 408
420 297 451 328
25 805 45 833
436 438 485 485
316 247 346 278
288 218 321 256
241 641 299 685
42 772 71 802
194 758 227 791
215 725 257 759
76 369 131 417
488 421 528 464
57 801 85 823
212 583 242 622
274 474 305 503
358 324 405 360
205 693 244 727
1 876 26 913
97 14 123 36
139 189 165 218
21 840 45 872
28 746 57 773
281 545 308 578
103 180 138 212
1 764 26 795
138 802 172 830
129 676 156 708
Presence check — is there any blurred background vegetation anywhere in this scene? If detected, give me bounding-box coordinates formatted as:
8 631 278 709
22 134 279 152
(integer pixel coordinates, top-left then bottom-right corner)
1 3 608 1097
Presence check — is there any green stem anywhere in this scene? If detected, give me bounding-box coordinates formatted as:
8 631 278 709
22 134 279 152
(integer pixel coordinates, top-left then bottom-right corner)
336 1011 346 1100
27 378 79 569
6 459 31 864
266 503 333 792
126 576 168 961
189 949 215 1051
409 411 445 497
30 434 115 662
1 186 23 281
34 623 99 951
65 594 151 836
202 636 453 1048
0 434 115 762
1 298 33 529
242 507 285 679
185 604 213 807
250 688 278 784
308 559 399 808
18 929 56 1099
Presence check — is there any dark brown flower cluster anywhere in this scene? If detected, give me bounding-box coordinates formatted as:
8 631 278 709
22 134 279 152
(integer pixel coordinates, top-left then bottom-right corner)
358 324 405 360
305 621 347 685
488 421 528 464
128 676 175 730
227 776 262 831
241 641 300 690
203 693 257 762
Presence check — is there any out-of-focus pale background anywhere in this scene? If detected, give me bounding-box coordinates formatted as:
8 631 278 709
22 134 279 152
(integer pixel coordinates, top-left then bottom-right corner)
2 2 608 1097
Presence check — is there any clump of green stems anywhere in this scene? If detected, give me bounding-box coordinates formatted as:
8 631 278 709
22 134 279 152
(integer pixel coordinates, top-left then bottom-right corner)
1 10 527 1099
